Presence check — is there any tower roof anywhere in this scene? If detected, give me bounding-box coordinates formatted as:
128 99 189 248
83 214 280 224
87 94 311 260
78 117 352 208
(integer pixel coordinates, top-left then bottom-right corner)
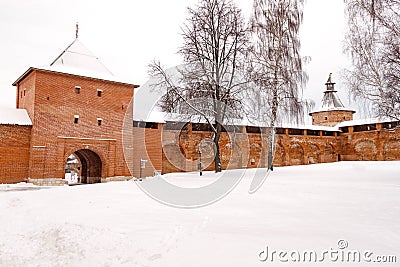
310 73 355 114
13 33 137 86
321 73 345 109
50 38 113 76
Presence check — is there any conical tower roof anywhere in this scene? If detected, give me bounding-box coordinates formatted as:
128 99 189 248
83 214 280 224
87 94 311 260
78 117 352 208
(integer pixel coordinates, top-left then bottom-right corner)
50 38 113 76
310 73 355 114
320 73 345 110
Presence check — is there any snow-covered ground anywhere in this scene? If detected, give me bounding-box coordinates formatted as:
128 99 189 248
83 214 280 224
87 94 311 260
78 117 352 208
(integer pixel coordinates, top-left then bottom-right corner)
0 161 399 266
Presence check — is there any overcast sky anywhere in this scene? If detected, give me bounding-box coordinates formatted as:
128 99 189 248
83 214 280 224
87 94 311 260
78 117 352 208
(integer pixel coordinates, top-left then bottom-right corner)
0 0 358 120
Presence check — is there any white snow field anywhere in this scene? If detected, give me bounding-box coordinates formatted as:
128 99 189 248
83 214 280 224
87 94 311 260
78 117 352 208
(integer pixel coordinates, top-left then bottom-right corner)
0 161 399 267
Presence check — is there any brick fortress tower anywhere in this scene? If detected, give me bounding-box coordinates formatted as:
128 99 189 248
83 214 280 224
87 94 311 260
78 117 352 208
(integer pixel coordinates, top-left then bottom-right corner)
309 73 355 126
12 26 138 185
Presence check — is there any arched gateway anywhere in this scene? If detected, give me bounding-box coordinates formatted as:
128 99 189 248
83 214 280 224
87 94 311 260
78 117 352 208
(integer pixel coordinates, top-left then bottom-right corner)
65 149 102 184
65 149 103 184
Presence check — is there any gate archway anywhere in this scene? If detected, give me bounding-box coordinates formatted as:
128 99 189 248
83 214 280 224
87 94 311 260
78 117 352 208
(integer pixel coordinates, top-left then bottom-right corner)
65 149 103 184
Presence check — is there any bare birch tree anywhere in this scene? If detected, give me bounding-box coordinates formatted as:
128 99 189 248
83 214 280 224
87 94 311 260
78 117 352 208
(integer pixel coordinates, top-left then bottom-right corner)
343 0 400 120
247 0 309 128
246 0 309 169
149 0 248 172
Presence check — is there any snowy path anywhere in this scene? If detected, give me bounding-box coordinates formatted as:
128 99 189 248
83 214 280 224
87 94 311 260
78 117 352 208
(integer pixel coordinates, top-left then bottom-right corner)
0 161 399 266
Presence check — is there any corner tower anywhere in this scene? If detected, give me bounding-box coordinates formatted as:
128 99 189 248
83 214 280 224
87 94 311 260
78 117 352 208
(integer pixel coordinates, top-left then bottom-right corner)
309 73 355 127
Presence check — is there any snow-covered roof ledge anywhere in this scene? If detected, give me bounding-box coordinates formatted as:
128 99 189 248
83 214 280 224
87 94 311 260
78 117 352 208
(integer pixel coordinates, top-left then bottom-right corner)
309 107 356 115
134 111 340 132
336 117 399 128
12 66 138 87
276 123 339 132
0 108 32 126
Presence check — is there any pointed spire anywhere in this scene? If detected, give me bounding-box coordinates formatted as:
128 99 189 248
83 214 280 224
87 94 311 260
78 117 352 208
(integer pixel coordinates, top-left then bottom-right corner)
325 72 335 91
75 22 79 39
327 73 332 83
321 73 345 109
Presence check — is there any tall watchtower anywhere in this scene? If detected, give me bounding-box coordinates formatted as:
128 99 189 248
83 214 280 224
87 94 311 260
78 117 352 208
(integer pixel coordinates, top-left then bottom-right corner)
12 28 138 184
309 73 355 127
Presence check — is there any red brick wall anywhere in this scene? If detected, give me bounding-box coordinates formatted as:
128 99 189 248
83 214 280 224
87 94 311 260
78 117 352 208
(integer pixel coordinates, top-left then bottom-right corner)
131 126 163 178
273 132 339 166
142 124 343 175
162 130 220 173
16 71 36 120
0 125 31 183
153 125 344 174
2 112 398 183
160 128 269 174
18 69 134 179
340 124 400 161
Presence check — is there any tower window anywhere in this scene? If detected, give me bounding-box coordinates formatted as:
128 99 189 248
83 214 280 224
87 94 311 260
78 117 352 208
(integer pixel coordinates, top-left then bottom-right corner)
75 86 81 94
97 118 103 126
325 116 328 120
23 89 26 96
97 89 102 97
74 115 79 124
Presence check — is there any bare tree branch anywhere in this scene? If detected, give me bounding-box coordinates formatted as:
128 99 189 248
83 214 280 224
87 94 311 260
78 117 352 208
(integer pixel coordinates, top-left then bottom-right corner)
148 0 249 172
246 0 310 127
344 0 400 120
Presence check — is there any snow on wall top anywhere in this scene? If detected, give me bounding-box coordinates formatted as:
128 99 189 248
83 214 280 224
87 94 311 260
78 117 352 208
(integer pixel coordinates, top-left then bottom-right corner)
0 108 32 126
134 110 341 132
276 123 339 132
336 117 398 128
310 106 356 114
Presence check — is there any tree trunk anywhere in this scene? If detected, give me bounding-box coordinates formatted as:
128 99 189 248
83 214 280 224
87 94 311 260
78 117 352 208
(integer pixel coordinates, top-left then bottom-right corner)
214 122 222 172
268 81 278 170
